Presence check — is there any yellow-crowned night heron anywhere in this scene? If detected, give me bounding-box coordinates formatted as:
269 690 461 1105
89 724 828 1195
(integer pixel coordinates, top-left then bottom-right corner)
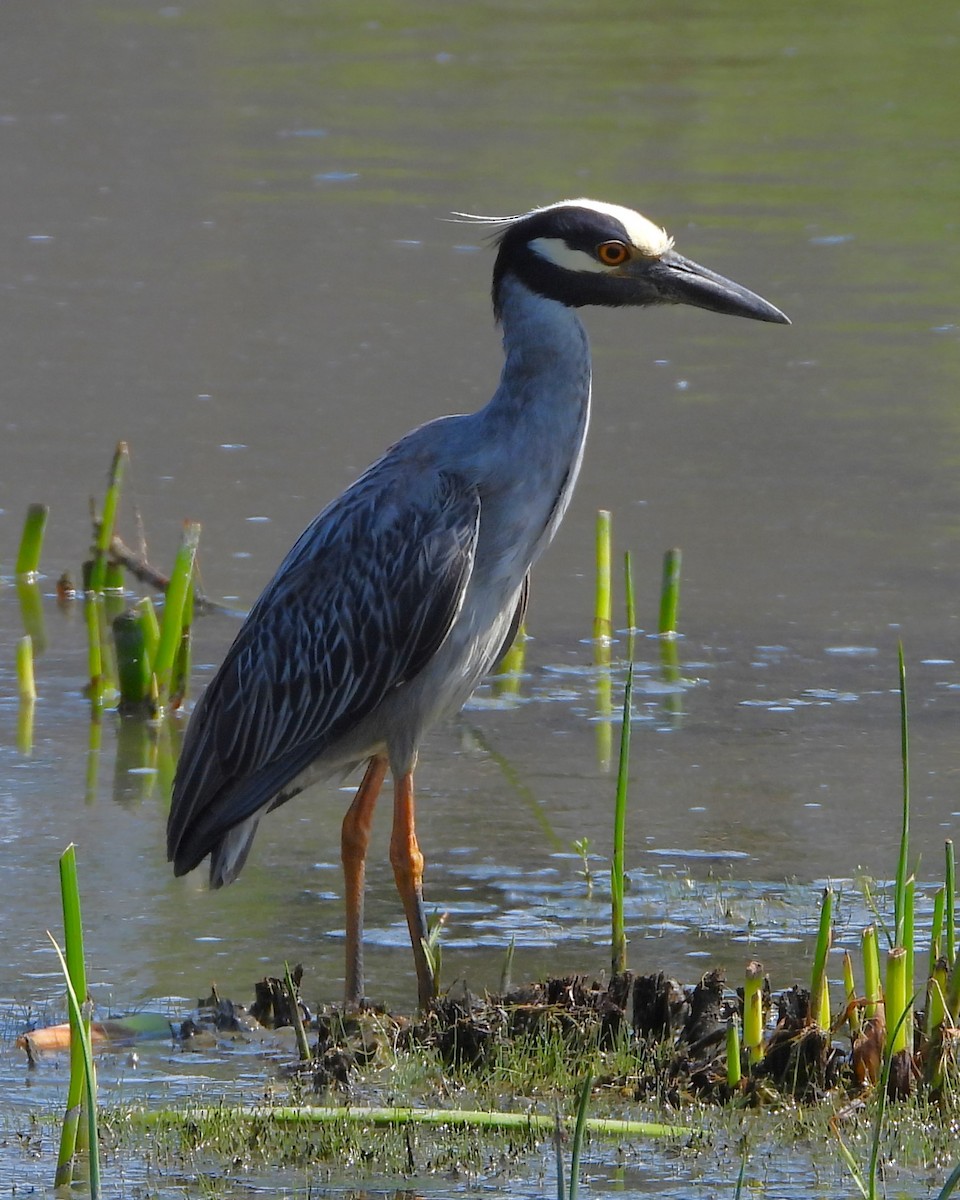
167 199 789 1009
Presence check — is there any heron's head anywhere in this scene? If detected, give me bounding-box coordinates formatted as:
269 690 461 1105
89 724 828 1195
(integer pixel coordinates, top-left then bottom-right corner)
463 199 789 326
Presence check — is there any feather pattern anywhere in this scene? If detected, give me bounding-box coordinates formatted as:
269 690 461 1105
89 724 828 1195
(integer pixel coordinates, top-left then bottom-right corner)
168 459 480 879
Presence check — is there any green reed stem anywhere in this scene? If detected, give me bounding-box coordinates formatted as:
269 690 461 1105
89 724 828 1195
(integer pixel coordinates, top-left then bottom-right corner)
658 547 681 637
811 887 833 1030
84 594 104 716
611 663 633 976
945 840 956 967
744 960 764 1065
88 442 128 595
726 1019 742 1087
886 947 908 1056
113 610 152 710
170 577 195 707
862 925 881 1021
16 502 49 578
55 845 99 1196
930 887 946 979
153 520 201 709
593 510 612 643
925 956 948 1043
137 1105 686 1140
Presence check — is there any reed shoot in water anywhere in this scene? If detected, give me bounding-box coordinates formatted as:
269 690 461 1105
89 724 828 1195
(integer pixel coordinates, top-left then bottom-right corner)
744 960 764 1066
54 844 100 1197
811 887 833 1031
87 441 128 595
16 502 49 579
658 547 681 637
593 510 612 644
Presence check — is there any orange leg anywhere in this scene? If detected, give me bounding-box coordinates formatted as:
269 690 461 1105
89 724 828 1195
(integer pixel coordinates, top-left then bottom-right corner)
340 755 388 1008
389 769 434 1009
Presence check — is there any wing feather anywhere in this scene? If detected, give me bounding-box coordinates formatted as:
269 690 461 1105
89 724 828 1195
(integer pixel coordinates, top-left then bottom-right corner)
167 464 480 879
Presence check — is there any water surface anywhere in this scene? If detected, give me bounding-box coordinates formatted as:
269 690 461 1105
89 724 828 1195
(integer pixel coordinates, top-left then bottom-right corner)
2 1 959 1195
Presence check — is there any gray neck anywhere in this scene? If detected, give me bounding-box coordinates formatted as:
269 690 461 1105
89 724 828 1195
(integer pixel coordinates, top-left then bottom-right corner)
469 272 593 568
491 273 592 421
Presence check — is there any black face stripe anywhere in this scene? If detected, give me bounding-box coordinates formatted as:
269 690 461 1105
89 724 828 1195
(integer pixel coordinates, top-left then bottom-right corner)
496 207 633 257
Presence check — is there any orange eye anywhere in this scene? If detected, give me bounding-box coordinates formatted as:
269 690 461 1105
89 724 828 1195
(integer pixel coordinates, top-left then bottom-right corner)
597 241 630 266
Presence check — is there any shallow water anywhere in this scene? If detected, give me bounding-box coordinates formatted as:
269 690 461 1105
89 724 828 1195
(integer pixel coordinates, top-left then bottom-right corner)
2 0 960 1194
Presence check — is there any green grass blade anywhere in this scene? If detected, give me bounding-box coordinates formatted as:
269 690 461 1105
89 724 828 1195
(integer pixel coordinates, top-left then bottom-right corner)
610 663 633 975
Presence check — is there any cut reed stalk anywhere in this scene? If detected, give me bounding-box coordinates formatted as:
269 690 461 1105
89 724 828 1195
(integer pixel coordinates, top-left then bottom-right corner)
16 502 49 579
593 510 612 644
112 611 152 712
726 1019 742 1088
862 925 882 1021
610 663 633 976
886 947 908 1056
744 960 764 1065
658 547 681 637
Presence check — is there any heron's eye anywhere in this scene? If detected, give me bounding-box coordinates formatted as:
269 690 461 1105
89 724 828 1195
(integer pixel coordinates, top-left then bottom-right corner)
596 241 630 267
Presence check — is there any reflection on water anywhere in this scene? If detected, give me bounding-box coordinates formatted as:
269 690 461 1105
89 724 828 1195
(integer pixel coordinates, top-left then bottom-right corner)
2 0 960 1195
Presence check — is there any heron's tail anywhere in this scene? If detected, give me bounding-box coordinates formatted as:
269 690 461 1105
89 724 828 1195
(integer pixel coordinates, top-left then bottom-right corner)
208 817 261 889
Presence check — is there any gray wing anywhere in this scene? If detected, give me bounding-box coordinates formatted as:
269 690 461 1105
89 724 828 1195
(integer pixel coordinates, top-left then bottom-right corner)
167 464 480 882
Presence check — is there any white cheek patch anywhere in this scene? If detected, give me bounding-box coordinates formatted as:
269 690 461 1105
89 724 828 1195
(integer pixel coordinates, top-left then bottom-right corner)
529 237 610 273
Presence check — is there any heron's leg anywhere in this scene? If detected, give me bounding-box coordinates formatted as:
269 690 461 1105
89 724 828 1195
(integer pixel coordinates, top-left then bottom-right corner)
389 769 434 1009
341 754 388 1009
